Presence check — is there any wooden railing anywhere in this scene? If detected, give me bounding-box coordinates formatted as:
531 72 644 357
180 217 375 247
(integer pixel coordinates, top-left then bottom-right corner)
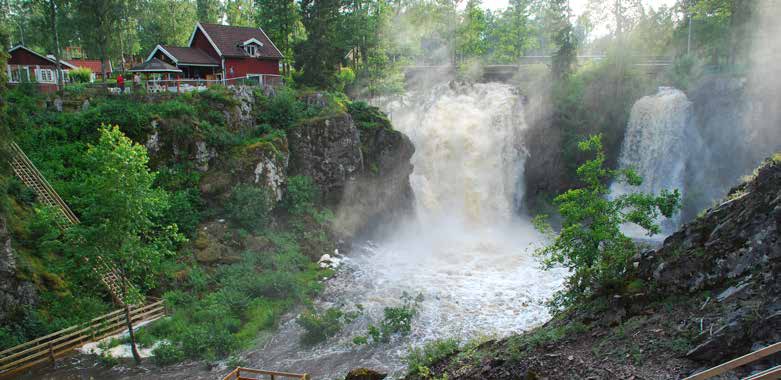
7 141 136 305
0 299 165 378
9 142 79 228
222 367 310 380
683 341 781 380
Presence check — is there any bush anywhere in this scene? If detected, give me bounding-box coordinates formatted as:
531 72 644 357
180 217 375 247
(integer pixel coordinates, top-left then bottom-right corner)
535 135 680 308
257 87 311 131
69 67 93 83
297 307 346 345
226 184 271 230
335 67 356 92
405 338 460 375
151 342 184 366
355 292 422 344
283 176 319 215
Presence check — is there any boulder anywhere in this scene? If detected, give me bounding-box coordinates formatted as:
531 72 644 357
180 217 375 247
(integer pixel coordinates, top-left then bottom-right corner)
288 113 364 202
344 368 387 380
334 121 415 239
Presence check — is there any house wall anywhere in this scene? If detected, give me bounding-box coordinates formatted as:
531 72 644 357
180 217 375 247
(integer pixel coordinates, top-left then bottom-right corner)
224 57 279 79
9 49 55 66
190 29 220 61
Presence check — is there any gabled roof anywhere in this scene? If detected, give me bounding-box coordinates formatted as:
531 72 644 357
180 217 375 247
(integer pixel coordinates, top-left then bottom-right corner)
146 44 220 67
129 58 183 73
161 45 219 66
8 45 75 68
190 23 283 59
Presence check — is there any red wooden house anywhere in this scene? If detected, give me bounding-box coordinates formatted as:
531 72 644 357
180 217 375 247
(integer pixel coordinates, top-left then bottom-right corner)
143 23 283 86
6 45 75 92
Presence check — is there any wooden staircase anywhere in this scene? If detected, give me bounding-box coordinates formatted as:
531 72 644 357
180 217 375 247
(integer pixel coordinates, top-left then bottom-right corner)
8 142 136 305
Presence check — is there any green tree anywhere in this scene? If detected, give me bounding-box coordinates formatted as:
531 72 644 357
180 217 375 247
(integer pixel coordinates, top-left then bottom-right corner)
224 0 253 27
457 0 487 60
67 125 183 293
196 0 220 23
255 0 301 75
535 135 680 308
294 0 348 88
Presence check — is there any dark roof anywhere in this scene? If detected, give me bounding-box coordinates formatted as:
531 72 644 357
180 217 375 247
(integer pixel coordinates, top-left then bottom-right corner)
199 23 283 59
129 58 182 73
161 45 219 66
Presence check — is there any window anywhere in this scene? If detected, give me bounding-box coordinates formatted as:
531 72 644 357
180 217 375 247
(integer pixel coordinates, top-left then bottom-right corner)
245 45 257 57
38 69 54 83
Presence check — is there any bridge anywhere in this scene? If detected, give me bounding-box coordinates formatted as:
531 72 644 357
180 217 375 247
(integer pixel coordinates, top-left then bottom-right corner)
404 55 673 83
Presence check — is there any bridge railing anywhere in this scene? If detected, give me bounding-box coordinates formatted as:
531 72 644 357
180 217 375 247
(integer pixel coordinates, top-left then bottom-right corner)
683 341 780 380
222 367 310 380
0 299 165 379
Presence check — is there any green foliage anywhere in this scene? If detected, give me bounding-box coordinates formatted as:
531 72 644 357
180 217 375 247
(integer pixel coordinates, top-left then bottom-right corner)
355 292 423 345
297 307 348 345
347 101 391 131
256 87 318 131
283 176 319 215
151 342 185 366
294 0 348 88
69 68 93 83
66 125 184 294
406 338 460 376
535 135 680 308
335 67 356 92
226 184 271 231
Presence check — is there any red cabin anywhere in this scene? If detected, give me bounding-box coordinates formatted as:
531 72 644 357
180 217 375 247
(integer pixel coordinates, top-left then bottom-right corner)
6 45 74 92
143 23 283 86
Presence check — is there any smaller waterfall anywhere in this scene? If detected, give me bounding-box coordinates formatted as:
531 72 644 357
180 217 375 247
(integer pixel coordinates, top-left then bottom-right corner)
612 87 696 237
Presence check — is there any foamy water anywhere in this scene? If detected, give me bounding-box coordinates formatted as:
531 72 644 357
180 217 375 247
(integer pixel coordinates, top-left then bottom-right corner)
244 83 566 379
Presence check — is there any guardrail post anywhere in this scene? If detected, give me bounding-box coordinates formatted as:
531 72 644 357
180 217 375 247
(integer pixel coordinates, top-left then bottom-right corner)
47 342 55 363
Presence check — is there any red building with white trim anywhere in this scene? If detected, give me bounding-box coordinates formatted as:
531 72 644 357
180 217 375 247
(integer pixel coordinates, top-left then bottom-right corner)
143 23 283 85
7 45 75 92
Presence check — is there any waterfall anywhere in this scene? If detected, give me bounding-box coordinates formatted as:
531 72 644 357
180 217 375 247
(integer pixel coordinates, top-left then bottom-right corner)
612 87 695 236
248 83 565 378
393 82 527 225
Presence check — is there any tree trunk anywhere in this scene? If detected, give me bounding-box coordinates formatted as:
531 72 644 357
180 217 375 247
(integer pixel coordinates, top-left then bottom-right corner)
48 0 64 95
123 281 142 364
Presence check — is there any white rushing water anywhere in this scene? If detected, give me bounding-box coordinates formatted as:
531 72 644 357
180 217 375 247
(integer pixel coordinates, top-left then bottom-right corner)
248 83 565 379
611 87 696 237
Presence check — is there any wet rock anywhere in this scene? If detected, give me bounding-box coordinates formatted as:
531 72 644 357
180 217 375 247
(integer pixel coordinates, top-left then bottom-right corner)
333 106 415 239
344 368 387 380
0 215 37 323
288 113 363 202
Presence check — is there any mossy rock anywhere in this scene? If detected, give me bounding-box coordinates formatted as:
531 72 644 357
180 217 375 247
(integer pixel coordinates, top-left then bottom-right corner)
344 368 387 380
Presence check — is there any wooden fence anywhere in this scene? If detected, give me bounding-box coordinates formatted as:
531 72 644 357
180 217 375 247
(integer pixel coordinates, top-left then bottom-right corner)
222 367 310 380
0 299 165 378
683 341 781 380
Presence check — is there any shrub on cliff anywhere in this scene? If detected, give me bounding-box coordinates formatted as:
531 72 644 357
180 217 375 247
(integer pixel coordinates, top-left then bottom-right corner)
535 135 680 308
225 184 271 231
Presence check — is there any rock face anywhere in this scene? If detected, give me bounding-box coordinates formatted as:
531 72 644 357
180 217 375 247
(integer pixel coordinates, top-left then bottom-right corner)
637 156 781 363
288 113 364 202
335 124 415 239
0 215 37 324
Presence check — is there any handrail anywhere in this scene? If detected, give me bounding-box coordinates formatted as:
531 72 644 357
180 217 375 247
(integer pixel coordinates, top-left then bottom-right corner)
0 299 165 378
683 341 781 380
222 367 310 380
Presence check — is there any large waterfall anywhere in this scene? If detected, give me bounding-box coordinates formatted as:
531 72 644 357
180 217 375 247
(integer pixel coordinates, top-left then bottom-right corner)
612 87 696 236
247 83 565 378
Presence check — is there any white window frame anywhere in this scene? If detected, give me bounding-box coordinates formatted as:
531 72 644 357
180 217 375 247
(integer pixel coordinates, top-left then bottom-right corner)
245 45 257 57
37 68 55 83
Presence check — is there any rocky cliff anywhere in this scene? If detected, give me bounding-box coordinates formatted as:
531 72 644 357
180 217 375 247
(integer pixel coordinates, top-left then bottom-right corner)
0 214 37 324
405 156 780 379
